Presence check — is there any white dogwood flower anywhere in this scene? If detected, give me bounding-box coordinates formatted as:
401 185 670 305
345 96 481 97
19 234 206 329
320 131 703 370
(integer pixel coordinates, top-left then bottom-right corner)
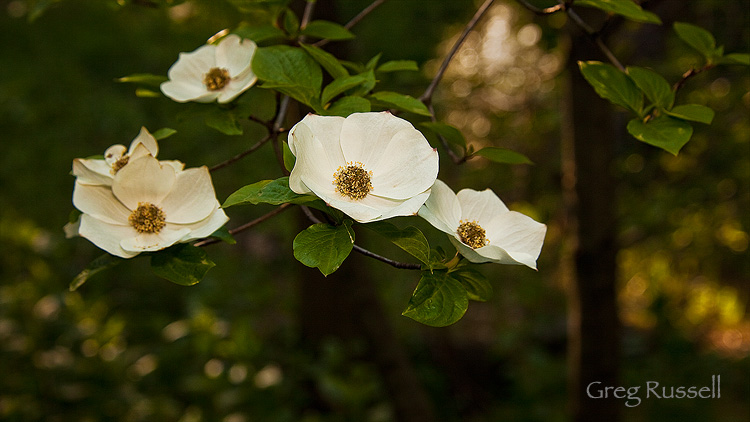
72 127 180 186
288 112 439 223
72 154 228 258
160 34 258 103
418 179 546 269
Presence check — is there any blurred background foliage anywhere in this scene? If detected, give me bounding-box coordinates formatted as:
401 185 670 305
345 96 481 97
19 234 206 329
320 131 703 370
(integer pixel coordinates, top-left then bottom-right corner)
1 0 748 421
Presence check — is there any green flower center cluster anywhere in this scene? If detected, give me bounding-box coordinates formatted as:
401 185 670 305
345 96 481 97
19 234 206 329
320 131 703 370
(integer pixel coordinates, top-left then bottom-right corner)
333 162 373 200
203 67 230 91
457 220 488 249
129 202 167 234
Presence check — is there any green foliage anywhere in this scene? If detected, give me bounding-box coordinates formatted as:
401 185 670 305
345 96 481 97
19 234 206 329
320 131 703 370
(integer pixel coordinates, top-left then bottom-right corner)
626 66 674 110
402 271 468 327
368 91 431 116
150 244 216 286
300 20 355 41
574 0 662 24
673 22 723 63
222 177 318 207
293 222 355 276
300 43 349 79
69 253 124 291
364 221 432 266
626 116 693 155
419 121 467 152
376 60 419 73
253 45 323 109
579 61 643 116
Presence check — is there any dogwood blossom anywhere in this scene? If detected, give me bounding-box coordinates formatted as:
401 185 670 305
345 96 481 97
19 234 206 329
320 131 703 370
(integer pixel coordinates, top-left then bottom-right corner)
288 112 439 223
418 179 546 268
160 34 258 103
72 154 228 258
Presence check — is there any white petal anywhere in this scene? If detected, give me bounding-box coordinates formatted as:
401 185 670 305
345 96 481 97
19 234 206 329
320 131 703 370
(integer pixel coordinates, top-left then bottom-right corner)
78 214 140 258
456 188 509 224
72 158 114 186
288 119 343 196
319 195 385 223
120 226 191 253
369 127 438 199
128 127 158 157
216 76 256 103
215 35 256 77
418 179 461 235
160 80 218 103
159 166 219 223
483 211 546 269
175 207 230 241
112 155 176 210
104 144 127 167
288 114 345 158
449 237 511 265
161 45 217 102
339 112 415 170
375 190 432 220
72 182 131 225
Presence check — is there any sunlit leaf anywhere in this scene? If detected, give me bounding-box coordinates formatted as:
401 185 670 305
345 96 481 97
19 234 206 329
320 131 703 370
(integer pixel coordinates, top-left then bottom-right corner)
152 128 177 140
253 45 323 108
627 116 693 155
474 147 533 164
575 0 662 24
718 53 750 66
116 73 168 87
222 177 318 207
402 271 468 327
364 221 431 266
579 61 643 115
300 43 349 79
233 23 286 43
419 122 467 150
300 20 355 40
674 22 719 61
293 222 355 276
666 104 714 124
150 244 216 286
377 60 419 73
322 75 369 104
626 66 674 109
324 96 371 117
369 91 431 116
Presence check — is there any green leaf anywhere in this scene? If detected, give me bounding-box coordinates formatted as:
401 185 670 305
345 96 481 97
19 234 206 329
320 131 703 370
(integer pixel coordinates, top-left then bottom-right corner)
377 60 419 73
135 88 161 98
369 91 431 116
718 53 750 66
366 53 382 70
364 221 431 266
579 61 643 115
235 87 278 121
299 43 349 80
233 24 286 43
152 127 177 140
674 22 719 61
222 177 318 207
281 7 300 36
322 75 369 104
352 69 377 96
300 20 355 40
293 222 355 276
205 108 243 135
665 104 714 124
419 122 467 150
402 272 468 327
626 116 694 155
208 226 236 245
473 147 533 164
283 141 296 172
324 96 371 117
253 45 323 108
69 254 124 291
574 0 662 24
116 73 168 87
450 268 492 302
626 66 675 109
150 244 216 286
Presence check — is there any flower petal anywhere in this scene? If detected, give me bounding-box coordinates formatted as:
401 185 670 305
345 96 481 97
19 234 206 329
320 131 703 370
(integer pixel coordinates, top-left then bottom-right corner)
120 226 191 253
72 182 131 225
128 127 158 157
482 210 546 269
112 155 176 210
160 81 218 103
418 179 461 234
172 206 230 241
72 158 114 185
288 114 345 159
369 127 438 199
456 188 509 224
104 144 127 167
338 112 415 169
78 214 139 258
215 35 256 78
159 166 220 223
288 118 343 196
161 44 217 102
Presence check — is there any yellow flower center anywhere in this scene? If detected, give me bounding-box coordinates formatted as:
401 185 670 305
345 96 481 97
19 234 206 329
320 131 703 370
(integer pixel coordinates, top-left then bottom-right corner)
203 67 230 91
333 162 373 200
128 202 167 234
111 155 130 173
457 220 488 249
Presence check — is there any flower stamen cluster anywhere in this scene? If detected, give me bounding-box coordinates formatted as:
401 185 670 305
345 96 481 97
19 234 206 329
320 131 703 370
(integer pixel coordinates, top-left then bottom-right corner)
457 220 488 249
128 202 167 234
333 162 373 200
203 67 230 91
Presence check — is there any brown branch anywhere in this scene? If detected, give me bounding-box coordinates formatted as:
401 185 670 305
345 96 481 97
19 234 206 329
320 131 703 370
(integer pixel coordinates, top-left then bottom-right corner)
209 133 273 172
673 64 714 93
194 203 294 247
514 0 566 15
419 0 496 104
314 0 389 47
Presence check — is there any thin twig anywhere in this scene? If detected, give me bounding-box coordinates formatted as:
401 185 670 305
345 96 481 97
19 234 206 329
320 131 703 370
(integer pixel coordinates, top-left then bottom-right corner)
314 0 389 47
194 203 294 247
301 0 316 29
419 0 496 104
209 133 273 172
673 65 713 93
427 103 466 165
514 0 565 15
272 95 292 175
